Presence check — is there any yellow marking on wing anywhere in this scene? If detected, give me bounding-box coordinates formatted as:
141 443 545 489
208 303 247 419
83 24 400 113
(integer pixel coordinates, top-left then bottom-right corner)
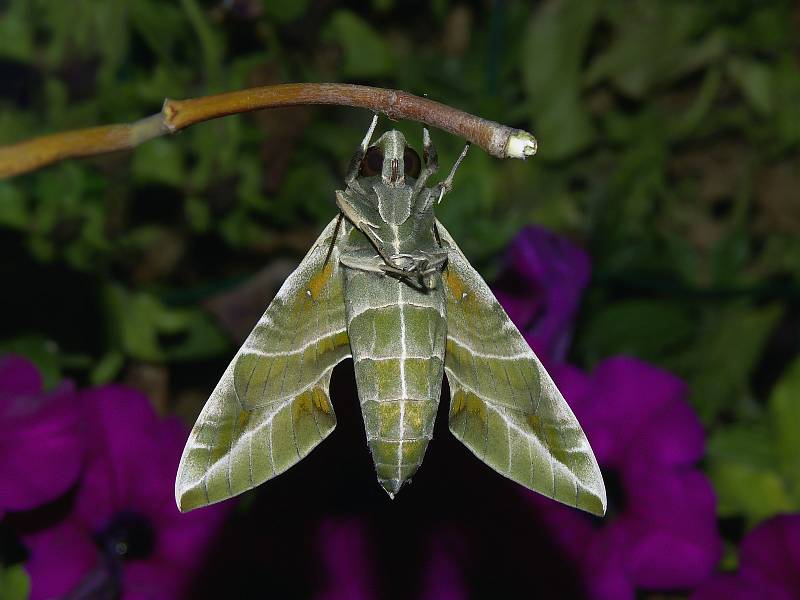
237 409 251 430
307 261 333 300
312 387 332 414
444 266 466 301
465 392 487 424
292 391 313 420
333 331 349 348
451 389 466 415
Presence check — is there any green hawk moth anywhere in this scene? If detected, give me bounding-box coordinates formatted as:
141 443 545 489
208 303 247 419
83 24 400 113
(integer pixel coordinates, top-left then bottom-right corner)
175 116 607 516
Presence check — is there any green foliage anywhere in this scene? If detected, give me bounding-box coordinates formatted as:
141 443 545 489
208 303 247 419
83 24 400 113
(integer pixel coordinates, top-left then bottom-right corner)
708 358 800 525
0 565 30 600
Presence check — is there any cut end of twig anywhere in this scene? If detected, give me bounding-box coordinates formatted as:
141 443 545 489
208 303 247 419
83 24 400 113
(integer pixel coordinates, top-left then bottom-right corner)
505 130 538 159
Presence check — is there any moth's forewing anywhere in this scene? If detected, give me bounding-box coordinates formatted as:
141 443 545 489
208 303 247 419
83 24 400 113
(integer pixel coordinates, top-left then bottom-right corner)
175 217 351 512
437 222 607 516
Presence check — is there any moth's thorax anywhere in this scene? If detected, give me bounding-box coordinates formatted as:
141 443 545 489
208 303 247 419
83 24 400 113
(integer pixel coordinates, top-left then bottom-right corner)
374 179 413 224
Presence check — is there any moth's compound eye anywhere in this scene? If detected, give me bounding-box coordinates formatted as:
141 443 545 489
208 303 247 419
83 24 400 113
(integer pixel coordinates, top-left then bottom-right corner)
403 147 421 178
360 146 384 177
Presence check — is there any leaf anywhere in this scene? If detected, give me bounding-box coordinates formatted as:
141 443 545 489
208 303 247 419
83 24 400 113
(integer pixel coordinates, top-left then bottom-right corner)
677 304 782 422
0 335 61 390
521 0 598 159
0 182 29 229
322 10 394 78
707 424 796 524
0 564 30 600
103 285 229 362
769 358 800 498
586 2 723 98
131 138 185 187
262 0 309 23
727 57 773 115
577 300 695 366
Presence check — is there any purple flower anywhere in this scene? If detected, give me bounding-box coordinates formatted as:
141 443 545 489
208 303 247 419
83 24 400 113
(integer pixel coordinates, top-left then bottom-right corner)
21 385 228 600
315 520 468 600
493 225 590 362
316 518 375 600
530 357 722 599
0 355 84 517
692 514 800 600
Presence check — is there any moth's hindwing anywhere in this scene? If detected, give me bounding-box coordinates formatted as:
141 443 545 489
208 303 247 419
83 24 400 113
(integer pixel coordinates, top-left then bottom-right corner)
437 221 607 516
175 217 351 512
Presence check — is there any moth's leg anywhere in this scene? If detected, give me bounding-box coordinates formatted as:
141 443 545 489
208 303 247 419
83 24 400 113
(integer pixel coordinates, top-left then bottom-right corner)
340 253 410 279
411 128 439 196
432 143 470 204
335 190 404 272
433 221 443 248
323 213 343 266
344 115 379 197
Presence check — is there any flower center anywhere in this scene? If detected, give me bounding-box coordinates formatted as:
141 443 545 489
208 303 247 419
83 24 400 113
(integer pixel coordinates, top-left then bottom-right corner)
96 511 155 560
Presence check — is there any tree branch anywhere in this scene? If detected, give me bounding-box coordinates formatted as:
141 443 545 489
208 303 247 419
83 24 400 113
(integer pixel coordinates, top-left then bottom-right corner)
0 83 537 179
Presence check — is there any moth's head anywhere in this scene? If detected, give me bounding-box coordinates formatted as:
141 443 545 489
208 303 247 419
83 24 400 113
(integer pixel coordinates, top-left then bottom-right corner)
360 130 421 187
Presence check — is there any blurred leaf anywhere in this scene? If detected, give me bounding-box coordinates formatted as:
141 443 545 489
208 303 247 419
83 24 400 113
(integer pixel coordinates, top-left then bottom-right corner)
89 351 125 385
708 358 800 525
104 285 228 362
521 0 597 160
0 335 61 390
262 0 309 23
0 182 29 229
727 57 773 115
0 564 30 600
710 461 795 524
0 0 34 61
707 424 795 523
578 300 694 365
322 10 394 78
773 59 800 147
131 138 185 187
587 2 723 98
677 304 782 421
769 358 800 497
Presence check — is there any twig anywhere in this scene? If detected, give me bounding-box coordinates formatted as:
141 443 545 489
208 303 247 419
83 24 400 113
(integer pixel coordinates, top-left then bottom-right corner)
0 83 537 179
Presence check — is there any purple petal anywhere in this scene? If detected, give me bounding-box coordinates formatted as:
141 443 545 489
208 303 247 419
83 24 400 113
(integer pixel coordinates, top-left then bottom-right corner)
122 560 186 600
0 356 84 511
75 386 228 574
495 226 590 362
691 574 792 600
74 385 168 528
0 354 42 399
23 519 99 600
573 357 689 466
581 524 636 600
621 468 721 588
630 394 705 467
316 519 376 600
420 531 468 600
738 514 800 593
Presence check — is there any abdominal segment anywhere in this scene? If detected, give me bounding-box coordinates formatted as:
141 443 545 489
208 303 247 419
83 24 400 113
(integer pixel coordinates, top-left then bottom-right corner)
343 268 447 497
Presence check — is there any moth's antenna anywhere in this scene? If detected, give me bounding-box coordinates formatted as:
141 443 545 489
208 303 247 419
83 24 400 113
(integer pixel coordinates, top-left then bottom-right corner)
436 143 470 204
344 114 380 193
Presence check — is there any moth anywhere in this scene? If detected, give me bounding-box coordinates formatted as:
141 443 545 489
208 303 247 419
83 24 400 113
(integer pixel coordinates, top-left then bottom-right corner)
175 116 606 515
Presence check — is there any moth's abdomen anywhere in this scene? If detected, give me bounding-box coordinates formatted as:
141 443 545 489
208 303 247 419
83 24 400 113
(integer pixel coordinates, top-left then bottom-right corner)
343 269 446 497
